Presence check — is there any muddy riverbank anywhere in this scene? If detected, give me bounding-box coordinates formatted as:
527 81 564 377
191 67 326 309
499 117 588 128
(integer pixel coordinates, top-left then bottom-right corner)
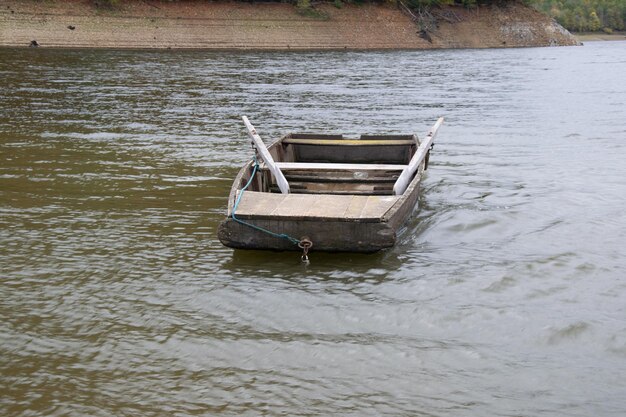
0 0 579 49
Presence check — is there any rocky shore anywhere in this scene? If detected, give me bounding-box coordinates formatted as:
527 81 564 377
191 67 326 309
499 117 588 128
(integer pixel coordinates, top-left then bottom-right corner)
0 0 580 50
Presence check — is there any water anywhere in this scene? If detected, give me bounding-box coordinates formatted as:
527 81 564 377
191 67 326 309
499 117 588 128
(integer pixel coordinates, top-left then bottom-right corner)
1 42 625 416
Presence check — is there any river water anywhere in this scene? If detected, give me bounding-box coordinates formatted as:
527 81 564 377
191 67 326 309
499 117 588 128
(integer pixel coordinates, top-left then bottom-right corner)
1 41 625 416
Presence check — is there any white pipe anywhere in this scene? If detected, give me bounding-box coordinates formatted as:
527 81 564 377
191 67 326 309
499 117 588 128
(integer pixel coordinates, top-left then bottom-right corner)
393 117 444 196
242 116 290 194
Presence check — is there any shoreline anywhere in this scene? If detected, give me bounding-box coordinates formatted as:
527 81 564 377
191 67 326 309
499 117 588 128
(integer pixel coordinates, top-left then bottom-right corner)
574 32 626 42
1 0 580 50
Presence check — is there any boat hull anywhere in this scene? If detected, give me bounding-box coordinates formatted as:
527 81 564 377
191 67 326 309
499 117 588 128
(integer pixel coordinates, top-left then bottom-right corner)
218 118 441 253
218 217 396 253
218 178 422 253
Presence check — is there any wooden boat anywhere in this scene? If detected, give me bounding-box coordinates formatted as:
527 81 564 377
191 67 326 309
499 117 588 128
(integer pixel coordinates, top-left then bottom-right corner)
218 116 444 254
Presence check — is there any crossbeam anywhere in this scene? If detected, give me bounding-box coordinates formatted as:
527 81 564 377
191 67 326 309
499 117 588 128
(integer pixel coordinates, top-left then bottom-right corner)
266 162 408 171
282 138 415 146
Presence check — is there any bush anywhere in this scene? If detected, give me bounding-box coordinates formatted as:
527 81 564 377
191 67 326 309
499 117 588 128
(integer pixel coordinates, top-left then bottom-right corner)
530 0 626 32
93 0 119 9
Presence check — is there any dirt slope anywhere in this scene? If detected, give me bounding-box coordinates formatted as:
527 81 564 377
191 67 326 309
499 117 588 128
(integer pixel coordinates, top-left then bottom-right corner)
0 0 579 49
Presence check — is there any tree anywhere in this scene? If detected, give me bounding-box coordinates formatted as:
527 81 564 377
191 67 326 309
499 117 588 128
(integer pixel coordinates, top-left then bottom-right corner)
529 0 626 31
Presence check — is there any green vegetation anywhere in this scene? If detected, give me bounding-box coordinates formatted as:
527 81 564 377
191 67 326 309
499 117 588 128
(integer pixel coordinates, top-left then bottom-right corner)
406 0 475 8
296 0 330 19
405 0 625 32
530 0 626 32
95 0 119 7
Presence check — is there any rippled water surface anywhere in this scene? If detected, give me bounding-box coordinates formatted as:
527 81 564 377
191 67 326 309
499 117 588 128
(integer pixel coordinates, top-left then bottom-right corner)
1 42 626 416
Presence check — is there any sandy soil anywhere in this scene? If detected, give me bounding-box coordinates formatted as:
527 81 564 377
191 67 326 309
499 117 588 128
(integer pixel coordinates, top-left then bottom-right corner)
0 0 579 49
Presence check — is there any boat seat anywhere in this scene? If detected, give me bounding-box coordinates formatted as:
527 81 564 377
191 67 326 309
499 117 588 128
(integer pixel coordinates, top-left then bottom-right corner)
275 182 394 195
282 138 415 146
233 191 401 221
260 162 406 195
260 162 407 171
261 162 406 183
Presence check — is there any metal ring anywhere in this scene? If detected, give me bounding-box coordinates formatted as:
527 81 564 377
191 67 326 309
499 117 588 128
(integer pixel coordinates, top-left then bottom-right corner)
298 238 313 249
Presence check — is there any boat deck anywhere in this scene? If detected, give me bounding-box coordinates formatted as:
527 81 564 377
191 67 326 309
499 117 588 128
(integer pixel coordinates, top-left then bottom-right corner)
233 191 400 222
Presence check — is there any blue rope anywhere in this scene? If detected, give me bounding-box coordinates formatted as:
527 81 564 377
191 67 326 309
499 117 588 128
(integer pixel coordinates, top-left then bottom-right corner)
231 156 301 246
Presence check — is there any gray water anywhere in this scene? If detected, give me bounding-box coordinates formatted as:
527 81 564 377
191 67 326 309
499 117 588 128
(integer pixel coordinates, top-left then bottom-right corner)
1 42 625 416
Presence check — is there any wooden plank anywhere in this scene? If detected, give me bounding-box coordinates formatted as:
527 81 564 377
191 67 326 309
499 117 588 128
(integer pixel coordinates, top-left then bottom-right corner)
285 182 393 194
282 138 415 146
361 196 400 219
290 134 343 140
269 194 312 218
283 173 398 184
306 194 355 218
344 196 366 218
284 188 392 196
293 144 412 164
233 190 286 215
218 217 396 252
261 162 405 185
359 134 416 141
232 191 399 221
393 117 444 195
281 189 392 196
242 116 290 194
273 162 407 171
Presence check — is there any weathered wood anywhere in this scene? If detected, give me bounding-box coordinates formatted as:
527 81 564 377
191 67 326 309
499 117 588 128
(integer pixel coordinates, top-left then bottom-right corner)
283 138 415 146
282 173 397 184
232 191 400 222
242 116 290 194
261 162 405 185
218 217 396 253
278 181 393 195
290 133 344 140
393 117 444 195
359 134 416 141
273 162 407 171
277 185 392 195
383 164 424 227
294 144 412 164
